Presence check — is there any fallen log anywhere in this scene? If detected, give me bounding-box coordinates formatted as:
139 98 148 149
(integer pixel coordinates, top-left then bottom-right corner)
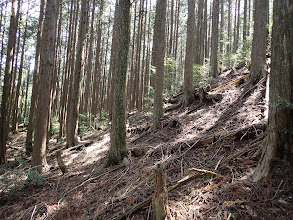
184 123 266 148
149 123 266 157
210 74 250 93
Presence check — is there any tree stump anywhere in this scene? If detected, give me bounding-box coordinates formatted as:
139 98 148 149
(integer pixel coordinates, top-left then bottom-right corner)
56 150 67 174
152 163 169 220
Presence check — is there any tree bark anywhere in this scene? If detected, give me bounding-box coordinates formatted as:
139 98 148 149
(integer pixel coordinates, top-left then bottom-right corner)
253 0 293 182
105 0 131 167
152 164 169 220
26 0 45 153
31 0 57 173
183 0 196 107
12 9 29 133
249 0 269 85
152 0 167 128
209 0 219 78
66 0 89 147
0 0 18 164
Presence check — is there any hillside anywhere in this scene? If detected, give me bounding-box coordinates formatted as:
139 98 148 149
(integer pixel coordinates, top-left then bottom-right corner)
1 66 293 220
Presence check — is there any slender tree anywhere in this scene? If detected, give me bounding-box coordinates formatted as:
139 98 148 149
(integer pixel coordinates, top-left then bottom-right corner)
183 0 196 107
152 0 167 128
210 0 219 78
253 0 293 181
105 0 131 167
0 0 18 164
31 0 57 172
249 0 269 85
25 0 45 153
66 0 89 147
12 8 29 132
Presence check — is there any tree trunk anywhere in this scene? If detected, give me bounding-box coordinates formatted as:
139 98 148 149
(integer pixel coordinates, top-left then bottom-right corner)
183 0 196 107
26 0 45 153
31 0 57 173
66 0 89 147
249 0 269 85
243 0 247 41
83 0 96 116
253 0 293 181
152 0 167 128
226 0 231 54
12 9 29 133
105 0 131 167
152 164 169 220
219 0 224 56
235 0 241 52
209 0 219 78
0 0 18 164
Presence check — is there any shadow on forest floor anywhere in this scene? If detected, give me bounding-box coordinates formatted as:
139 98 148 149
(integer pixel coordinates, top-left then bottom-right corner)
0 66 293 220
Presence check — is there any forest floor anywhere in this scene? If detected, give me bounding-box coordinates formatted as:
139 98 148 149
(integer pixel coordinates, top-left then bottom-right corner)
1 65 293 220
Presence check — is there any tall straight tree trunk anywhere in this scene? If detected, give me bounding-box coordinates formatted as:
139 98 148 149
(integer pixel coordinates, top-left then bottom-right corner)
23 68 30 122
173 0 180 61
183 0 196 107
235 0 241 52
194 0 203 65
66 0 89 147
25 0 45 153
31 0 57 173
152 0 167 128
0 1 8 82
105 0 131 167
219 0 224 56
168 0 174 56
128 2 137 111
249 0 269 85
8 0 22 121
204 0 208 60
243 0 247 41
248 0 251 37
227 0 231 54
83 0 96 116
210 0 219 78
12 9 29 132
233 0 238 53
0 0 18 164
58 0 76 140
253 0 293 181
92 0 104 119
107 0 119 120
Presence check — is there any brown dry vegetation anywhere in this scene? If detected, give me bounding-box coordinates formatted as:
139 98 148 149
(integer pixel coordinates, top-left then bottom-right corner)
0 66 293 220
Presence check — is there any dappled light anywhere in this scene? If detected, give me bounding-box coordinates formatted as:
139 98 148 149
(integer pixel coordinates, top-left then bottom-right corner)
0 0 292 219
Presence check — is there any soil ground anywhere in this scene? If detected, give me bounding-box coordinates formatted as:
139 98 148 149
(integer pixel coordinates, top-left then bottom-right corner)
0 66 293 220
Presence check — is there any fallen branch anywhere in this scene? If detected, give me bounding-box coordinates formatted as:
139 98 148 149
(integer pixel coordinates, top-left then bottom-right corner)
187 103 205 114
210 74 250 93
165 103 182 112
189 168 222 177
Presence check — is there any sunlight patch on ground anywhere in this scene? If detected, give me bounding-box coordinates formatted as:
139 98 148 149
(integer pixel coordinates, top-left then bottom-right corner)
86 133 110 154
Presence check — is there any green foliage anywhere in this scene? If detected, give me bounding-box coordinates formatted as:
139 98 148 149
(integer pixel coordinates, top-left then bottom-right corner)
164 57 184 97
0 167 48 197
193 64 218 88
127 108 152 127
24 170 47 187
78 111 109 137
51 116 60 136
220 37 253 70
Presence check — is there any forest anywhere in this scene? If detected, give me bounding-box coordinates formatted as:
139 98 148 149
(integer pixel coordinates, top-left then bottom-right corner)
0 0 292 219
